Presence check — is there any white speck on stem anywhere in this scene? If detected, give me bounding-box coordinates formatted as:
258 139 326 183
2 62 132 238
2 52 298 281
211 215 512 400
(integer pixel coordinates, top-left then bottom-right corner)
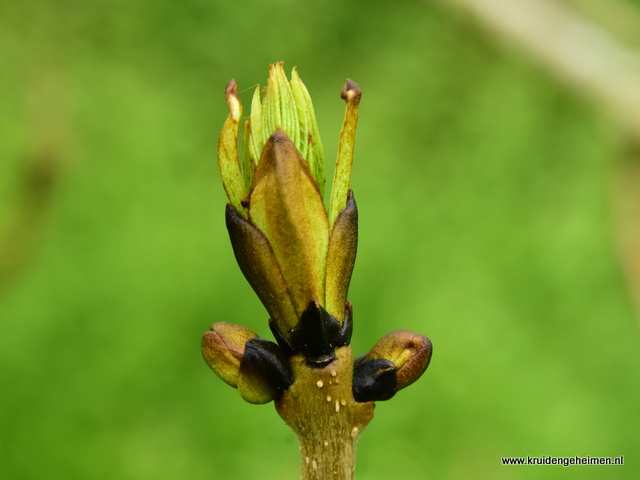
316 380 323 389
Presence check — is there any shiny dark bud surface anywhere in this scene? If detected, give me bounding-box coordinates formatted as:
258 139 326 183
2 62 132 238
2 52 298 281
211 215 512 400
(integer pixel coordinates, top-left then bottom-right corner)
352 358 397 402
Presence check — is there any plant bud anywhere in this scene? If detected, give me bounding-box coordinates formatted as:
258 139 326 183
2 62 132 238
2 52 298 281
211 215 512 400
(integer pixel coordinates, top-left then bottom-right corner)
352 358 397 402
217 63 364 365
238 338 293 404
201 322 258 388
363 330 432 390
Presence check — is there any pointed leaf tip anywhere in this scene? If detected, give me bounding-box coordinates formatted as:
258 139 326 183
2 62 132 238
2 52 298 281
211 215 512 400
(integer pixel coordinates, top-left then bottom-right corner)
218 79 246 216
226 80 241 123
329 79 361 228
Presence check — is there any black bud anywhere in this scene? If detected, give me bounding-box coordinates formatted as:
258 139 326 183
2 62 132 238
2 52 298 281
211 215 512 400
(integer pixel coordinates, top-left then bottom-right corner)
238 338 293 404
291 300 341 365
352 358 397 402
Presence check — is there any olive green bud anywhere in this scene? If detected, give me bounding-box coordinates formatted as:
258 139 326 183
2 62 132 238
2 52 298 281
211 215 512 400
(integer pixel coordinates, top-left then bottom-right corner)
218 63 363 365
201 322 258 388
364 330 432 390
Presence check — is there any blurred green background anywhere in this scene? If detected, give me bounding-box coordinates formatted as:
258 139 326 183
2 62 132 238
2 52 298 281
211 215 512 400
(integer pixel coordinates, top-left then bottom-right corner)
1 0 639 479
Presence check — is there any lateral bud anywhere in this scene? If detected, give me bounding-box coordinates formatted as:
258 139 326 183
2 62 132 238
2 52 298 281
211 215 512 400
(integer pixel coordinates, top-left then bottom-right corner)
352 357 397 402
202 322 258 388
238 338 294 404
363 329 432 390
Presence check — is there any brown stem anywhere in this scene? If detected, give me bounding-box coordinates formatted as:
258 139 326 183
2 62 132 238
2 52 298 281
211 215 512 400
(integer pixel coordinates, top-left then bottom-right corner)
612 140 640 321
276 347 375 480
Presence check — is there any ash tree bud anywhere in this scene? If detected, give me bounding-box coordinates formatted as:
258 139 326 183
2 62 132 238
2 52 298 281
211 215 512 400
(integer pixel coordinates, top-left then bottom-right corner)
352 358 397 402
202 323 293 404
365 330 432 390
353 330 432 402
213 63 433 409
217 62 363 366
202 322 257 388
238 338 293 404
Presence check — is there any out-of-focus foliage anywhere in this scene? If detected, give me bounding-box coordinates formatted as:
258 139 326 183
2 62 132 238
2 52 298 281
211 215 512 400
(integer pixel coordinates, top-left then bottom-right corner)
1 0 639 479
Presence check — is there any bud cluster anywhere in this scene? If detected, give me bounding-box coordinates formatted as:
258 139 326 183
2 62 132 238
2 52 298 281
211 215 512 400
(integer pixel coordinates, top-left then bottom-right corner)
205 63 432 407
